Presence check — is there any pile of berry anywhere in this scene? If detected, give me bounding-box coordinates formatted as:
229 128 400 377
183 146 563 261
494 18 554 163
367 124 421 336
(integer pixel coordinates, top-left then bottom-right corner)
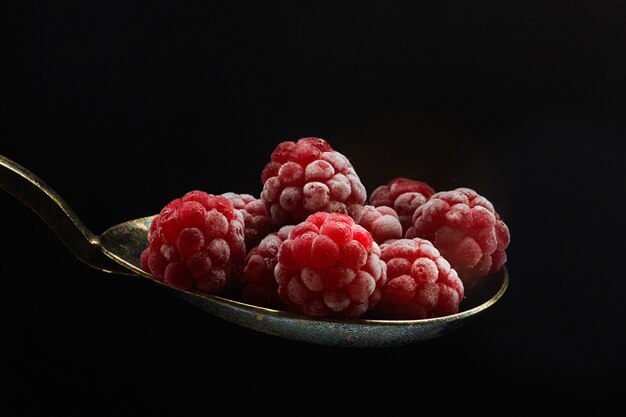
140 137 510 320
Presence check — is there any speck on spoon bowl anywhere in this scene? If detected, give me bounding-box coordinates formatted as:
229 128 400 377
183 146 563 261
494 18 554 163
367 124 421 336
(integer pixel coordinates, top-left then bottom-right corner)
0 154 508 347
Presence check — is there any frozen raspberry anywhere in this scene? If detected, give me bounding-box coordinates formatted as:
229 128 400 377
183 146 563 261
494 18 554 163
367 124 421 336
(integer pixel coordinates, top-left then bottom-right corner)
275 212 387 319
405 187 510 288
349 204 403 245
370 177 436 234
260 137 367 228
238 225 294 309
374 238 464 319
222 192 274 252
140 190 246 294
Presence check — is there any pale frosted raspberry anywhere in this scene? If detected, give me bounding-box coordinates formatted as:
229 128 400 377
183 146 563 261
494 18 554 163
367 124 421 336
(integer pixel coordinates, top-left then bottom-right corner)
275 212 386 319
370 177 435 234
349 204 403 245
238 225 294 309
222 192 274 252
260 137 367 228
374 238 464 319
140 191 246 294
406 187 510 288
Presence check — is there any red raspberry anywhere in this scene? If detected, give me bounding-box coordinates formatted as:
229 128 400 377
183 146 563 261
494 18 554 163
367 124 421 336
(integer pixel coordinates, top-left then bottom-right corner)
222 192 274 252
260 137 367 228
375 238 464 319
349 204 403 245
275 212 387 319
140 190 246 294
405 187 510 288
370 177 436 234
239 225 294 309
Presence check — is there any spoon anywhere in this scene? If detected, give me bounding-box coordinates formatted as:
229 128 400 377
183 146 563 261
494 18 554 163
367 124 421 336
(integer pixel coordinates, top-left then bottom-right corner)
0 154 508 347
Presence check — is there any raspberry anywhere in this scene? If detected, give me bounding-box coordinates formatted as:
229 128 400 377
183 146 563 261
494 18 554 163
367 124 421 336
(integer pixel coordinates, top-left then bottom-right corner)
140 190 246 294
274 212 387 319
260 137 367 228
222 192 274 252
374 238 465 319
405 187 510 288
370 177 436 234
238 225 294 309
349 204 403 245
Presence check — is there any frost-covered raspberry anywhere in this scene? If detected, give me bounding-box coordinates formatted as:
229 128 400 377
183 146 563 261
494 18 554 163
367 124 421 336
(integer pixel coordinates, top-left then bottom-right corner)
222 192 274 252
406 187 510 288
374 238 464 319
238 225 294 309
275 212 386 319
140 190 246 294
370 177 436 234
349 204 403 245
260 137 367 228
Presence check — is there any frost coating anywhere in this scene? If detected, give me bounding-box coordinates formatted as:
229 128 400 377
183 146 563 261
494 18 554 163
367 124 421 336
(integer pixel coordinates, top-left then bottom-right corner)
350 204 403 244
276 212 386 319
375 238 465 319
370 177 435 234
260 137 367 227
237 225 294 309
140 191 245 295
222 192 274 252
406 187 510 288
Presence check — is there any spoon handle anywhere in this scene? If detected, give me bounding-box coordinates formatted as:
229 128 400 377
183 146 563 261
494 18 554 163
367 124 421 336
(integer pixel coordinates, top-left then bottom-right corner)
0 154 133 274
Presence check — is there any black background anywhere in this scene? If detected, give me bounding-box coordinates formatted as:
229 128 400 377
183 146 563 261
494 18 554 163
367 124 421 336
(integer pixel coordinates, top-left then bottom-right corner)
2 1 625 414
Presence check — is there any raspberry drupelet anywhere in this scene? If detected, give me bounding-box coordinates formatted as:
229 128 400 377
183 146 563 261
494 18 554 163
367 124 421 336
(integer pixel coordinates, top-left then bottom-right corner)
374 238 464 319
405 187 510 288
140 190 246 294
221 192 274 252
238 225 294 309
260 137 367 228
370 177 436 235
275 212 387 319
349 204 403 245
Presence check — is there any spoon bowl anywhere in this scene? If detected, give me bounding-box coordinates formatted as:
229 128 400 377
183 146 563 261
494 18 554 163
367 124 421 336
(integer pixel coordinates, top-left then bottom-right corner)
1 154 509 347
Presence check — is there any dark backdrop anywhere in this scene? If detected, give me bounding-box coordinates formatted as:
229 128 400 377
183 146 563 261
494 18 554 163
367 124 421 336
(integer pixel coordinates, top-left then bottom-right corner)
2 1 624 414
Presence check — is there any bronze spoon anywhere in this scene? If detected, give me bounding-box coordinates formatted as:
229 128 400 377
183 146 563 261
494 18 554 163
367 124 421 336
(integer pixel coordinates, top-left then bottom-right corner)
0 154 508 347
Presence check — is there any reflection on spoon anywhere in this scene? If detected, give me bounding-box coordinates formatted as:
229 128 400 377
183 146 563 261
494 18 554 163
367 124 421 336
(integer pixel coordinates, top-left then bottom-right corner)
0 154 508 347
